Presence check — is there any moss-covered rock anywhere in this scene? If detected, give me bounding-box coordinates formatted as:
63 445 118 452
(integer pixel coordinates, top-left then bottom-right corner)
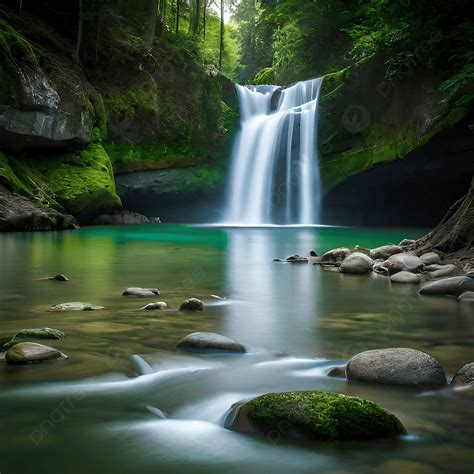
2 327 65 350
228 391 406 441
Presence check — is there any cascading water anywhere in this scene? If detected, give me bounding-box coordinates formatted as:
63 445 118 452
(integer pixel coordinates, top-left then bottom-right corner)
225 78 324 226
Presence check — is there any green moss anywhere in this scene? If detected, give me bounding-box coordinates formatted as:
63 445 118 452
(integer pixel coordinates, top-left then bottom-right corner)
0 18 37 64
253 67 276 85
240 391 405 440
321 66 351 101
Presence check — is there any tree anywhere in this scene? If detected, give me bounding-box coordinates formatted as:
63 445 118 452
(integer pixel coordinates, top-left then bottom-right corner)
219 0 224 68
75 0 83 62
175 0 180 33
145 0 158 47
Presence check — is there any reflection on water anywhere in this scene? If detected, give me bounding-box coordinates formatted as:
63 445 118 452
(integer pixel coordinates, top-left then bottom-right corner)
0 225 473 474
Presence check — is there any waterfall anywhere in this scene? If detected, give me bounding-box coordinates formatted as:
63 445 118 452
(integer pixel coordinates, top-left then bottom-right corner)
225 78 324 226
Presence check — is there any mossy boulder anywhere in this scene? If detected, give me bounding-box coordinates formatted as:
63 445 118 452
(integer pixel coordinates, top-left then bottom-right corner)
2 327 64 350
227 391 406 441
5 342 67 364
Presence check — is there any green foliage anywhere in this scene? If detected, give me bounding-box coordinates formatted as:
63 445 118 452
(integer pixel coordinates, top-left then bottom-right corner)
253 67 275 85
0 18 37 64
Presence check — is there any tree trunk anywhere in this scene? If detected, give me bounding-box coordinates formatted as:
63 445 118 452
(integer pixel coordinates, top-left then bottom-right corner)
145 0 159 47
202 0 207 39
175 0 180 33
75 0 83 62
219 0 224 69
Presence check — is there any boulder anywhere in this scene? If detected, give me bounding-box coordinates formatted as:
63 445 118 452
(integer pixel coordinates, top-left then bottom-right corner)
321 247 351 263
458 291 474 302
390 271 421 284
420 252 441 265
122 287 160 297
176 332 245 353
370 245 403 260
6 342 67 364
450 363 474 395
384 253 425 275
346 348 446 386
419 276 474 297
50 302 105 311
327 366 346 377
286 255 308 263
309 250 318 257
94 211 161 225
2 328 65 350
179 298 204 311
340 252 373 274
429 264 464 279
141 302 168 310
399 239 416 248
226 391 406 440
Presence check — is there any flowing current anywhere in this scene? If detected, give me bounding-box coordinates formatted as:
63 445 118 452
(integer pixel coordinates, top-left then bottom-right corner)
225 78 323 225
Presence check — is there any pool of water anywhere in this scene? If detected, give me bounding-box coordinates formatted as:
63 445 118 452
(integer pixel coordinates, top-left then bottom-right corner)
0 225 472 474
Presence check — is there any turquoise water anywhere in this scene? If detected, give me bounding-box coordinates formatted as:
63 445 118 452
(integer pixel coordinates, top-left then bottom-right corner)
0 225 472 473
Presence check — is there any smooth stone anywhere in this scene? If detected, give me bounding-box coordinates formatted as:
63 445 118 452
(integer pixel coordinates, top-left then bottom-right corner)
272 258 282 262
420 252 441 265
458 291 474 302
419 276 474 297
399 239 416 247
176 332 245 353
2 327 65 350
286 255 308 263
122 287 160 297
50 302 105 311
340 252 373 274
50 274 68 281
385 253 425 275
321 247 352 263
6 342 67 364
346 348 446 386
370 245 403 260
226 391 406 440
466 271 474 277
327 366 346 377
179 298 204 311
141 302 168 310
450 363 474 395
429 264 464 279
390 271 421 283
309 250 318 257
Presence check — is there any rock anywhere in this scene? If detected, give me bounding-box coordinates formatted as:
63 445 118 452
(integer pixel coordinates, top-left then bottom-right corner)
50 274 69 281
353 245 371 256
6 342 67 364
340 252 373 274
384 253 425 275
226 391 405 440
50 302 105 311
429 264 464 279
0 186 77 232
419 276 474 297
399 239 416 247
420 252 441 265
346 348 446 386
458 291 474 302
466 271 474 278
93 210 161 225
176 332 245 353
272 258 282 262
450 363 474 395
122 287 160 297
309 250 318 257
390 271 421 283
373 261 390 275
327 366 346 377
179 298 204 311
321 247 351 263
2 328 65 350
286 255 308 263
141 302 168 310
370 245 403 260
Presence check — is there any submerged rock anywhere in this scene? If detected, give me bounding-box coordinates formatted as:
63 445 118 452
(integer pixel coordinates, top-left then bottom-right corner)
179 298 204 311
50 302 105 311
309 250 318 257
384 253 425 275
227 391 406 440
286 255 308 263
176 332 245 353
2 328 65 350
340 252 373 274
6 342 67 364
94 211 161 225
141 302 168 310
420 252 441 265
419 276 474 297
122 287 160 297
370 245 403 260
321 247 351 263
458 291 474 302
346 348 446 386
49 274 69 282
327 366 346 377
450 363 474 396
390 271 421 283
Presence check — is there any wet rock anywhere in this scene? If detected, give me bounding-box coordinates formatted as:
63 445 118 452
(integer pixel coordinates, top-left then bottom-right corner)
340 252 373 274
2 328 65 350
390 271 421 283
384 253 425 275
272 258 282 262
373 261 390 275
450 363 474 395
309 250 318 257
6 342 67 364
179 298 204 311
286 255 308 263
176 332 245 353
458 291 474 302
429 264 464 279
50 302 105 311
227 391 405 440
399 239 416 248
141 302 168 310
419 276 474 297
346 348 446 386
122 287 160 297
420 252 441 265
327 366 346 377
94 211 161 225
370 245 403 260
51 274 69 281
321 247 351 263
